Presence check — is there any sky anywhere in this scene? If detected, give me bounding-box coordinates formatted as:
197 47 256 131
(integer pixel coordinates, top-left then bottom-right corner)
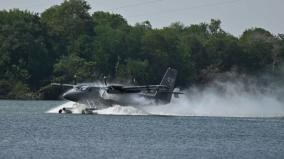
0 0 283 36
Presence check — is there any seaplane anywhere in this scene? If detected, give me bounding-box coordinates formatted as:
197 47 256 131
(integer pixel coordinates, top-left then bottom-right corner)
52 67 183 114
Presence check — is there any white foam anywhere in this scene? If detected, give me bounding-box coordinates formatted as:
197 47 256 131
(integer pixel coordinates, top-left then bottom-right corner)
94 105 149 115
142 92 284 117
46 101 87 114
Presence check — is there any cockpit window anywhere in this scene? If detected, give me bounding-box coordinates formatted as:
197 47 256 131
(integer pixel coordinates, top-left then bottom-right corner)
80 86 88 91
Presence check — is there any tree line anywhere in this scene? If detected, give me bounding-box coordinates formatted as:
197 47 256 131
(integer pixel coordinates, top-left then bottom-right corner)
0 0 283 99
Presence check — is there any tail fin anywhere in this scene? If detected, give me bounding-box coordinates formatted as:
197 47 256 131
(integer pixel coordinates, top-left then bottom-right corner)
155 67 177 104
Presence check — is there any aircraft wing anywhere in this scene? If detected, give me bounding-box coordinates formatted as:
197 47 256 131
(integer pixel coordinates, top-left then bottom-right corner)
106 85 168 94
38 83 75 93
123 85 168 90
51 83 75 88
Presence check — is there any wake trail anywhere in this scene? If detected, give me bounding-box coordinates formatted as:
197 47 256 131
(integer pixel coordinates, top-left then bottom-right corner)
46 101 149 115
46 93 284 117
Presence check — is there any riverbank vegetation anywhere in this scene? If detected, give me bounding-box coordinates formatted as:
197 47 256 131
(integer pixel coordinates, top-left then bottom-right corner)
0 0 283 99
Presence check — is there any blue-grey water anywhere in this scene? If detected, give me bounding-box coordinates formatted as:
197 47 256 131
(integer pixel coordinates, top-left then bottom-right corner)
0 100 284 159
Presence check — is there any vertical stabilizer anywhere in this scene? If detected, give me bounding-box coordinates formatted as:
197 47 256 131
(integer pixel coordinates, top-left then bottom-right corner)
155 67 177 104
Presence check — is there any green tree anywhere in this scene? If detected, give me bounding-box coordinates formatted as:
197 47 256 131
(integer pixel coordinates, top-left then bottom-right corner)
0 9 52 89
1 3 284 99
41 0 95 58
205 33 242 72
239 28 275 72
126 59 149 84
92 12 130 77
208 19 223 34
53 54 96 83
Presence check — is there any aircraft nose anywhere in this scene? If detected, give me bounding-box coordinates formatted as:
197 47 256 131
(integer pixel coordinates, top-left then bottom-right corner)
63 91 82 102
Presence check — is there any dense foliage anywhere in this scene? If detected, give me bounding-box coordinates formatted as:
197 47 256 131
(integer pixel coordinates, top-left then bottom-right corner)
0 0 283 99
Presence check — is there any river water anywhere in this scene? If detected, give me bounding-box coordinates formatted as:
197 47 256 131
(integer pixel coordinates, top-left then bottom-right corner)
0 100 284 159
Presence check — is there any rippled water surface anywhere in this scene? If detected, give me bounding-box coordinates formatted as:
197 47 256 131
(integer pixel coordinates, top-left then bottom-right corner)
0 100 284 159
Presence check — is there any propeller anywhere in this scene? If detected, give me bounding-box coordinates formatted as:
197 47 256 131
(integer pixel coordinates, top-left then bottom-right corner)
73 74 77 85
103 76 108 86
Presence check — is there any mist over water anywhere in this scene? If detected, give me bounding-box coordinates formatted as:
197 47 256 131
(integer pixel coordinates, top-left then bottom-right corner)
145 81 284 117
144 71 284 117
47 72 284 117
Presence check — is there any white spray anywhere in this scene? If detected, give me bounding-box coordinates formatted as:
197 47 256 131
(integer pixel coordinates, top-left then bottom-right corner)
143 80 284 117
